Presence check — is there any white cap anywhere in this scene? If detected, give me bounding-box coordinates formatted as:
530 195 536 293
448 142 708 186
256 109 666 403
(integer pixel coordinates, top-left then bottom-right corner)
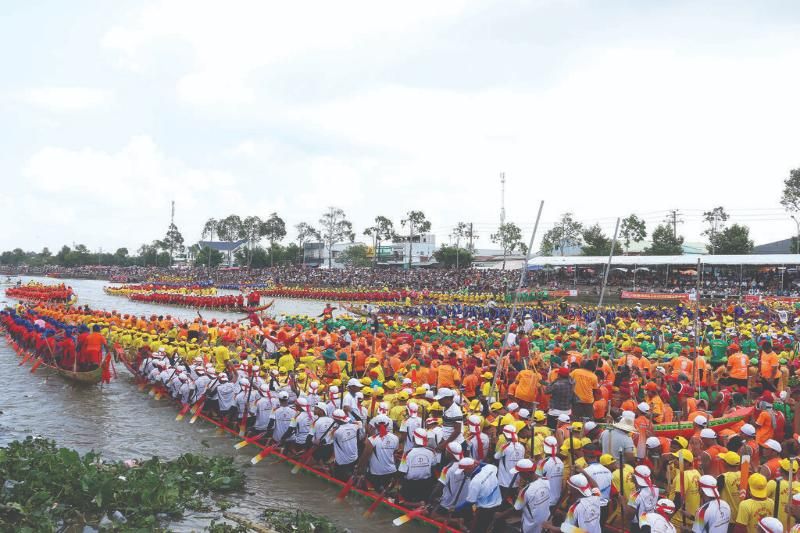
758 516 784 533
503 424 517 436
239 378 250 387
698 475 719 497
435 387 454 400
764 439 782 453
372 414 391 426
780 390 788 401
309 381 319 390
656 366 666 375
347 378 363 388
634 465 652 487
507 402 519 412
332 409 348 421
741 423 756 436
700 428 717 439
412 427 428 445
407 401 419 413
584 421 597 433
355 391 364 400
259 383 269 393
518 408 530 420
655 498 676 515
543 435 558 453
510 458 535 474
568 474 593 497
447 441 463 457
637 402 650 413
278 391 289 399
693 415 708 426
557 413 571 423
296 397 308 407
329 385 339 394
402 378 412 384
458 458 476 469
645 437 661 449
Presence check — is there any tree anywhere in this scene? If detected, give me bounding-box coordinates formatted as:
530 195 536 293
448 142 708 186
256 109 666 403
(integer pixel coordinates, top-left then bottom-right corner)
491 222 527 270
262 212 287 267
702 207 729 254
453 222 479 252
401 210 432 268
363 215 395 265
619 214 647 254
163 223 185 264
239 216 264 268
644 224 685 255
433 246 474 268
319 207 355 268
186 244 200 263
283 243 302 264
202 218 218 241
295 222 321 266
708 223 753 254
540 213 583 256
216 215 244 242
780 168 800 213
581 224 612 256
339 244 372 267
195 246 224 268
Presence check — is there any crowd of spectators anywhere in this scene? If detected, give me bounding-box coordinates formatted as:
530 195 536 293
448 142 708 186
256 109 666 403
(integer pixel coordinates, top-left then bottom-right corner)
3 263 800 297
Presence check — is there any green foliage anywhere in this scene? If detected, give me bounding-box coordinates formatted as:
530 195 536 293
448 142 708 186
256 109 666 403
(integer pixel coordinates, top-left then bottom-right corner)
707 223 754 254
196 246 225 268
0 437 244 531
491 222 527 269
540 213 583 255
620 214 647 253
319 207 355 268
433 245 473 267
780 168 800 213
338 244 372 267
644 224 684 255
701 206 729 254
262 509 346 533
580 224 612 256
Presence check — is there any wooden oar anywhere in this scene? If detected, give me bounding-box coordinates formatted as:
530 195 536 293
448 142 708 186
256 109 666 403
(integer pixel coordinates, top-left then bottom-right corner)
189 398 206 424
19 351 32 366
30 358 44 373
234 431 267 450
392 507 425 526
175 402 192 421
250 444 277 465
364 484 394 517
336 475 357 501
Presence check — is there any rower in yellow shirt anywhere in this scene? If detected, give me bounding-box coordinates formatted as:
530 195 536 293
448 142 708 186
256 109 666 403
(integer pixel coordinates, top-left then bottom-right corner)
735 473 774 533
669 449 701 525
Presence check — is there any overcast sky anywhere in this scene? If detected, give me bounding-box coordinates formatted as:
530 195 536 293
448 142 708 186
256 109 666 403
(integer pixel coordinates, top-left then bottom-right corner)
2 1 800 255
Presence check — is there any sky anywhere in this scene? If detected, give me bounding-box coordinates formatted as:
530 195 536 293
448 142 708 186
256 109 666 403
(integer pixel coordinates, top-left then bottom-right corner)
2 0 800 255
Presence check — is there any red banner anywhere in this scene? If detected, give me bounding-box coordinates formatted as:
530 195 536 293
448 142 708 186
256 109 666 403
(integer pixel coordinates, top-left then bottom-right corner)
549 289 578 297
620 291 690 301
743 295 761 304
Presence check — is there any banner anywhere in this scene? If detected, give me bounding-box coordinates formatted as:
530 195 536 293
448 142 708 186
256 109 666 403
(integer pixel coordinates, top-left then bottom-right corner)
620 291 690 301
743 295 761 304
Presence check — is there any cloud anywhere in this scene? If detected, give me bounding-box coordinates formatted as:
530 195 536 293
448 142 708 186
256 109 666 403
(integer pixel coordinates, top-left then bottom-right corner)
22 87 112 112
19 136 240 250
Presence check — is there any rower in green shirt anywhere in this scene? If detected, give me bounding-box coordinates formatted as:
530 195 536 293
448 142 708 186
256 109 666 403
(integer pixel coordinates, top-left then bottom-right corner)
708 331 729 366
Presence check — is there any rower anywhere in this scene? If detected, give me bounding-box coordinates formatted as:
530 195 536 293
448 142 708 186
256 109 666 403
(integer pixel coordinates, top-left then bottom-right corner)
216 374 237 423
694 475 732 533
638 498 677 533
252 383 277 438
466 414 490 462
456 458 502 532
557 472 603 533
399 402 423 454
398 427 436 502
271 391 295 443
495 423 526 502
536 436 564 510
356 414 398 492
234 379 254 429
310 403 334 465
429 442 470 521
496 457 551 533
331 408 362 481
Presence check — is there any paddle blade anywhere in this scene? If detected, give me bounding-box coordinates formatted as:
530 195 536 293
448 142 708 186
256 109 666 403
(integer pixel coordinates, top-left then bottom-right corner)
189 411 202 424
234 439 252 450
336 476 355 502
392 508 423 526
18 353 31 366
29 358 43 373
175 404 191 421
238 421 246 438
363 497 383 517
291 449 314 474
250 446 274 465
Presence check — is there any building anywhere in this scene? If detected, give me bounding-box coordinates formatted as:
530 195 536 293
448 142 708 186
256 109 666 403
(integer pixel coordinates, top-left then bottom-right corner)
198 239 247 267
303 241 370 269
384 233 437 266
754 237 796 254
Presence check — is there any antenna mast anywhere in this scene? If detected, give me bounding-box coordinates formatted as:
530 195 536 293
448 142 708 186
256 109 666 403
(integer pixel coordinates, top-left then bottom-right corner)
500 172 506 226
170 200 175 226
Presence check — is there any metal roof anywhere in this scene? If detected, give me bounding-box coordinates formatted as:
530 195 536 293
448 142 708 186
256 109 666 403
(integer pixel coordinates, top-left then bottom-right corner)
528 254 800 267
198 239 247 252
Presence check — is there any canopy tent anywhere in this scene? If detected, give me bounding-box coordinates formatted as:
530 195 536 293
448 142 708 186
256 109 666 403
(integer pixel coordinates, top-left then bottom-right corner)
527 254 800 268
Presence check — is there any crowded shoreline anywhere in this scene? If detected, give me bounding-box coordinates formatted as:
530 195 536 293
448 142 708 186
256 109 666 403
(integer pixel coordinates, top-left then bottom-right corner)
5 276 800 532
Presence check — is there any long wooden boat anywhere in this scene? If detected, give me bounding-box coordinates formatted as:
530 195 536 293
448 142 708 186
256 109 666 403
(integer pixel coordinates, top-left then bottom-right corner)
651 406 753 439
2 334 103 384
113 346 462 532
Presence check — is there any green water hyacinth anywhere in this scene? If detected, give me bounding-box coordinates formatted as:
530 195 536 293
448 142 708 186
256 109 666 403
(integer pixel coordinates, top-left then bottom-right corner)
0 437 244 531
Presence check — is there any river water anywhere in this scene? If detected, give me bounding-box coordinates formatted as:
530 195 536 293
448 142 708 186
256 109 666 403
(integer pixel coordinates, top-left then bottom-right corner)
0 277 427 532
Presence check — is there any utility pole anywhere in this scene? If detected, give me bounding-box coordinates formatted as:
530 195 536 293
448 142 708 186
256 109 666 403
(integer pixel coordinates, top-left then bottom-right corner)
170 200 175 225
467 222 476 252
664 209 683 239
500 172 506 226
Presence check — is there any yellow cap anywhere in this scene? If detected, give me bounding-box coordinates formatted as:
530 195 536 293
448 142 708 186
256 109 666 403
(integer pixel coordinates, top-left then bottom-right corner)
780 458 799 473
720 451 740 466
672 449 693 463
672 436 689 449
748 473 768 498
600 454 615 466
533 410 546 422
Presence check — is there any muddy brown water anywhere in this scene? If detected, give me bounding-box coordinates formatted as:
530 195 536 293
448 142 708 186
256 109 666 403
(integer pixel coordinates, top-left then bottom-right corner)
0 277 428 532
